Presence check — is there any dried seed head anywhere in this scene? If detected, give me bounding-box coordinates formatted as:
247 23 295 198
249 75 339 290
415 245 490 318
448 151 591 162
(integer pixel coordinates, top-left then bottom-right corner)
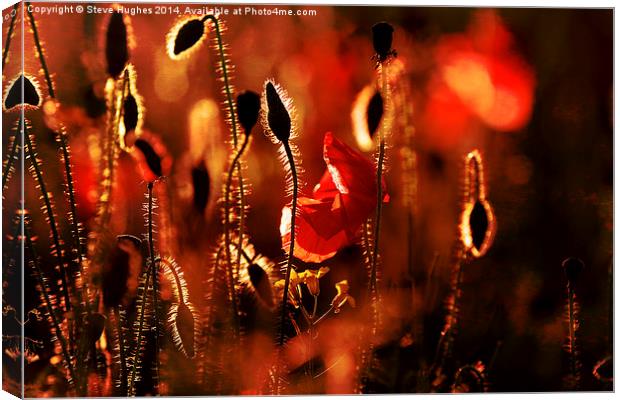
263 81 292 143
372 22 394 62
191 160 210 213
167 18 206 60
248 263 275 309
236 90 261 135
562 257 584 286
105 11 129 78
3 74 42 111
367 90 383 138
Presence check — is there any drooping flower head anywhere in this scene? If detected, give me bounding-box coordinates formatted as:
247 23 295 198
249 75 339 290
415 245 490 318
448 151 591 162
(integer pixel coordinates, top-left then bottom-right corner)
3 74 42 112
166 17 207 60
459 150 496 258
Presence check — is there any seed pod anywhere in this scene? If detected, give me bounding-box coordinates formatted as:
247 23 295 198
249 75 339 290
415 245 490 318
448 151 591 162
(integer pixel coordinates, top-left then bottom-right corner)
264 81 292 143
167 18 206 59
105 11 128 78
191 160 210 213
4 74 41 111
236 90 261 135
562 257 584 286
367 90 383 138
372 22 394 62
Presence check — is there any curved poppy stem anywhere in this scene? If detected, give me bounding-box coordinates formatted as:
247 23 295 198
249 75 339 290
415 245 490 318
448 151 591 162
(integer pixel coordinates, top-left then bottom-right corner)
223 133 250 340
2 3 18 69
203 13 248 328
147 182 161 394
274 141 298 394
2 128 19 192
278 141 298 347
369 62 388 297
25 3 55 99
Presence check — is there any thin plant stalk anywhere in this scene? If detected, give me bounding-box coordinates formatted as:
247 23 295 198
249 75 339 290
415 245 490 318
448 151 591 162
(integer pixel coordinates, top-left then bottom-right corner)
278 141 299 347
2 127 19 192
25 220 76 387
369 63 388 297
202 14 248 284
223 134 251 338
26 4 92 313
24 122 73 335
146 182 161 393
25 3 55 98
2 3 18 69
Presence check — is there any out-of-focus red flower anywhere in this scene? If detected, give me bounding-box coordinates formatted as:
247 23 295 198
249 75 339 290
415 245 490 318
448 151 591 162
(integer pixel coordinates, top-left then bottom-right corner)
280 132 388 263
422 10 535 148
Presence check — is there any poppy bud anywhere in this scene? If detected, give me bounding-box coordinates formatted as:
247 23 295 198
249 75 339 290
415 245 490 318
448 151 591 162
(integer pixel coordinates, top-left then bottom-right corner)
168 18 205 59
367 90 383 138
236 90 261 135
4 74 41 111
372 22 394 62
248 263 275 309
84 313 106 348
134 138 163 180
191 160 210 213
105 11 129 78
174 302 196 358
562 257 584 286
123 93 139 133
265 82 292 143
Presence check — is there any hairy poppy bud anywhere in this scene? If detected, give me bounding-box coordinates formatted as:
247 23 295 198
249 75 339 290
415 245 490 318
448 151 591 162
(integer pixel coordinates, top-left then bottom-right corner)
168 18 206 59
105 11 129 78
4 74 41 111
372 22 394 62
265 82 292 143
562 257 584 286
236 90 261 135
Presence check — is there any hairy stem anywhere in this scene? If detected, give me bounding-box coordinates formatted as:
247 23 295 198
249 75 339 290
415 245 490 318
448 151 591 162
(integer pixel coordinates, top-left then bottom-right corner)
25 2 55 98
2 128 19 192
25 221 76 387
223 134 250 339
2 3 18 69
147 182 160 394
278 141 298 347
113 307 128 394
24 123 73 335
369 63 388 298
127 265 152 396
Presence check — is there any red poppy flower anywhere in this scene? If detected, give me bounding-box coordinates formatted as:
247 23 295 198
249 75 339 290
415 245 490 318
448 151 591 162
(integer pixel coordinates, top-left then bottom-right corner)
422 10 535 148
280 132 388 263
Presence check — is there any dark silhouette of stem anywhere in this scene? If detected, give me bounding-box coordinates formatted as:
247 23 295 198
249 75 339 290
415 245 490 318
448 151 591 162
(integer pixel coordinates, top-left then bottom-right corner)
2 4 18 69
223 134 250 339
